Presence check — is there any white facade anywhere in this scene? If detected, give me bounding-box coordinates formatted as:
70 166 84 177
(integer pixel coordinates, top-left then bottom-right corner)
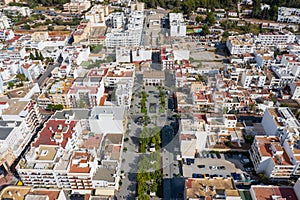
169 13 186 37
258 31 296 46
226 35 256 55
85 5 109 27
241 69 266 88
278 7 300 24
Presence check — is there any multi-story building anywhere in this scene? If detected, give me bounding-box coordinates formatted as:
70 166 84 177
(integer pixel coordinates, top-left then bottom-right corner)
38 79 74 109
63 0 91 13
0 15 10 29
0 100 42 171
68 78 105 108
240 68 266 88
250 184 299 200
261 107 300 136
160 48 190 70
73 21 91 44
105 63 135 88
19 60 45 82
258 31 296 46
249 136 300 179
0 30 14 41
290 81 300 99
277 7 300 24
169 13 186 37
85 5 109 27
105 11 144 48
226 34 256 55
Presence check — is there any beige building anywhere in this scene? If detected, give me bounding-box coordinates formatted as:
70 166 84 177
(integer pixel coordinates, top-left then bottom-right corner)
73 21 91 44
143 71 165 86
185 177 241 199
63 0 91 13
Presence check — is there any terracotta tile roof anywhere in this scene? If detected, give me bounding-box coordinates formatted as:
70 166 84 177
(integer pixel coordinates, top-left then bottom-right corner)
32 119 77 148
251 186 297 200
69 152 92 173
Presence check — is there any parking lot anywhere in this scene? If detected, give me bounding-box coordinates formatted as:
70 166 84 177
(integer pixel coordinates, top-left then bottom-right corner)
182 152 251 179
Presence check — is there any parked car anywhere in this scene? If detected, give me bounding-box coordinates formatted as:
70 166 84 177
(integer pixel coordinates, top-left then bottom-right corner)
209 166 218 170
197 165 205 168
216 153 221 159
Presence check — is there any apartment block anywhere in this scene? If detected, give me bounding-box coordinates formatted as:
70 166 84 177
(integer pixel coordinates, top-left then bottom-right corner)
249 136 300 179
258 31 296 46
85 5 109 27
169 13 186 37
277 7 300 24
63 0 91 13
261 107 300 136
240 68 266 88
226 34 256 55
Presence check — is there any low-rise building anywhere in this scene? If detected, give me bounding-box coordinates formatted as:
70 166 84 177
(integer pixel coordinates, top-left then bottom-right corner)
63 0 91 13
143 71 165 86
185 177 241 199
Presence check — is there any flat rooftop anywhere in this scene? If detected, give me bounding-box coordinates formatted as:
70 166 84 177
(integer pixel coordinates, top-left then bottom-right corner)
1 100 28 115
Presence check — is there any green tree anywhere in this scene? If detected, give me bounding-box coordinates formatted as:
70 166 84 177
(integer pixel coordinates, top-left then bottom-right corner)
138 194 150 200
252 0 262 19
207 12 216 25
30 53 35 60
8 82 14 89
39 52 44 61
150 182 158 193
16 74 26 82
23 24 31 30
202 25 210 35
196 15 203 23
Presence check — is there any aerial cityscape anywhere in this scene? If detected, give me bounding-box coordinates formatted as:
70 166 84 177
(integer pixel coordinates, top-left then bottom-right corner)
0 0 299 199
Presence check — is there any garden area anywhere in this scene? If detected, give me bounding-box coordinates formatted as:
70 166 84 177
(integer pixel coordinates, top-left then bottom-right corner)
157 86 166 113
136 152 163 199
139 126 161 153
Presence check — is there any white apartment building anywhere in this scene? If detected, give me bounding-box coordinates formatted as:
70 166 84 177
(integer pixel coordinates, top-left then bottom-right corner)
19 60 45 82
68 78 105 108
290 82 300 99
85 5 109 27
61 46 90 66
106 11 143 48
108 12 124 29
106 31 141 47
258 31 296 46
241 68 266 88
277 7 300 24
249 136 300 179
63 0 91 13
226 34 256 55
0 100 42 171
105 63 135 88
169 13 186 37
3 6 31 17
115 82 132 107
0 45 26 61
0 15 10 29
261 107 300 136
0 30 14 41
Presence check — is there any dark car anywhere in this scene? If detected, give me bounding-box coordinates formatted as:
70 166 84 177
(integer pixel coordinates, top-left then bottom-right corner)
197 165 205 168
216 153 221 159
